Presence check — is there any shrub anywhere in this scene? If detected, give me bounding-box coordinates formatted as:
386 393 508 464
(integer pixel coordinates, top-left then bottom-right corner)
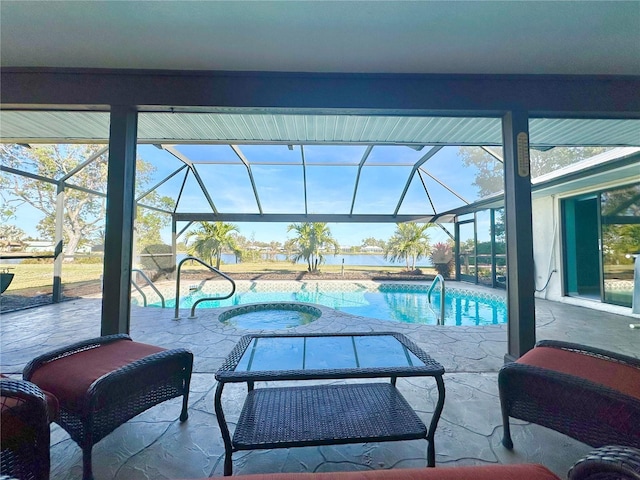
429 242 453 279
139 244 175 277
74 255 104 264
21 252 55 264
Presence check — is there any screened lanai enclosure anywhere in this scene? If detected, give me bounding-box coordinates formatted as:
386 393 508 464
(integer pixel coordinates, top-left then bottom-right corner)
1 103 639 358
2 112 639 296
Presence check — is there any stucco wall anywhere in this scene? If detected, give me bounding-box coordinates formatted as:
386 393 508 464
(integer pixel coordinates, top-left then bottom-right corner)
532 195 563 301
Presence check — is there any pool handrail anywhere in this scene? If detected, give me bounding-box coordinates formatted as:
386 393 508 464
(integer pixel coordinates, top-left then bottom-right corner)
174 256 236 319
131 269 165 308
131 278 148 307
427 274 445 325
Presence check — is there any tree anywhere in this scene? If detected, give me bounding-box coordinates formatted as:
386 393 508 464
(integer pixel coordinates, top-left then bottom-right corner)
287 222 339 272
459 146 610 197
0 202 25 251
186 221 239 269
361 237 386 250
384 223 433 271
0 144 173 259
230 234 262 263
135 206 173 250
266 241 282 260
601 184 640 266
0 224 26 251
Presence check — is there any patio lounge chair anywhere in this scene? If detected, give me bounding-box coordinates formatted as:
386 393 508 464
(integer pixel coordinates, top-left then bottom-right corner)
499 340 640 450
23 334 193 480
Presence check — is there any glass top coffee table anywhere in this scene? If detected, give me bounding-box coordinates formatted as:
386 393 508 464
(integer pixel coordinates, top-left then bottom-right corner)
214 331 445 476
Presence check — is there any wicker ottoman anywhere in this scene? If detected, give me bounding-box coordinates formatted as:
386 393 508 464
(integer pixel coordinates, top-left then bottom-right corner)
499 340 640 450
23 334 193 480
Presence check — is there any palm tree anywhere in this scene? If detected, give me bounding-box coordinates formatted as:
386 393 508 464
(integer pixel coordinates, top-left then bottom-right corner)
287 222 340 272
186 221 239 269
384 223 433 271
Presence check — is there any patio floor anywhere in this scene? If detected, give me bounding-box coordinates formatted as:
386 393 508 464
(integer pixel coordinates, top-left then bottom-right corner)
1 281 638 480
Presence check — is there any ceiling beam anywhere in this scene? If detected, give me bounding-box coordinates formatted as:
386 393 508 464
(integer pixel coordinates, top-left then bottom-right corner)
163 145 219 214
481 146 504 163
173 213 438 223
230 144 263 214
136 164 188 202
349 145 373 215
393 146 443 215
301 145 308 215
2 69 639 116
418 166 471 205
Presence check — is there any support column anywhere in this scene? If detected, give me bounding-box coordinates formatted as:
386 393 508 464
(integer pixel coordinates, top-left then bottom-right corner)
454 221 461 280
490 209 497 289
101 106 138 335
52 182 65 302
502 111 536 361
171 217 177 280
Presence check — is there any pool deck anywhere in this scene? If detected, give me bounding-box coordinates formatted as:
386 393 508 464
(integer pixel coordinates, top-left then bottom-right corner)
1 280 638 479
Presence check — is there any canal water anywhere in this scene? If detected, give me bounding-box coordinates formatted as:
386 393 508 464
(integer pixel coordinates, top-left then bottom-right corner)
177 253 433 267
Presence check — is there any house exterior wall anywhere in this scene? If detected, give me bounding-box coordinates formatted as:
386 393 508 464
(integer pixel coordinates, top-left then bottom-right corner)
532 195 562 301
532 176 638 312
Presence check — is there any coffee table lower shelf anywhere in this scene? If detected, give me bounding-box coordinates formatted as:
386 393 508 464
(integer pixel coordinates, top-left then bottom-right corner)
232 382 428 456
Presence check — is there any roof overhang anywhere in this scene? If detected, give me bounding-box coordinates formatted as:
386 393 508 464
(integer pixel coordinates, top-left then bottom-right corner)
1 110 639 147
443 148 640 218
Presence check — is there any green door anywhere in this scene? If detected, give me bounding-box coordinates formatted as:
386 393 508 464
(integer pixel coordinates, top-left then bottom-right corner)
563 196 601 300
563 183 639 307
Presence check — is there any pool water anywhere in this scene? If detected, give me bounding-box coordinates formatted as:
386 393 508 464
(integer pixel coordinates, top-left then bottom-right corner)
149 284 507 326
339 290 506 326
218 303 322 329
220 309 318 329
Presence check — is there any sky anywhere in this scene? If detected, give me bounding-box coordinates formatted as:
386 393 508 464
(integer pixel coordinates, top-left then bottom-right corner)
4 143 489 247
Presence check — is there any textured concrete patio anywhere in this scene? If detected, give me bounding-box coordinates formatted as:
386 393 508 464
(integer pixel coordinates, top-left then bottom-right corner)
1 282 638 480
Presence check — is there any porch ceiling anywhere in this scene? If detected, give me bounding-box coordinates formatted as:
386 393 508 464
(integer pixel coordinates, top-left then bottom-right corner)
1 111 638 225
2 1 638 75
1 111 639 147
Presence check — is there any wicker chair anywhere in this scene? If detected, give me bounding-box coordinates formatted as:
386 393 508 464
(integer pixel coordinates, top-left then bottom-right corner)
499 340 640 450
0 378 57 480
568 445 640 480
23 334 193 480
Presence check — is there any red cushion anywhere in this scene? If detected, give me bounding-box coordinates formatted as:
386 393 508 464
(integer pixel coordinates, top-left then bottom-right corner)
29 339 165 412
1 394 28 443
0 375 58 422
185 465 559 480
517 346 640 400
1 386 53 446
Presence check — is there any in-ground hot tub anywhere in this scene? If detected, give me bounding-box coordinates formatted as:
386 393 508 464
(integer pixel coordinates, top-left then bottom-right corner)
218 302 322 329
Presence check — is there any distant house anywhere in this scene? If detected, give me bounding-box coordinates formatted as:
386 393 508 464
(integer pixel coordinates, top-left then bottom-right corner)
0 240 23 252
23 240 55 252
362 245 384 253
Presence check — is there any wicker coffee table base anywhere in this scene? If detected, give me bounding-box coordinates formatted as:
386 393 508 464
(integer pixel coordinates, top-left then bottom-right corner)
216 381 444 476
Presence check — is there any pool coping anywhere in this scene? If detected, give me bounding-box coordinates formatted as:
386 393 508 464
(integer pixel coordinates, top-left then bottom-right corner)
218 301 323 324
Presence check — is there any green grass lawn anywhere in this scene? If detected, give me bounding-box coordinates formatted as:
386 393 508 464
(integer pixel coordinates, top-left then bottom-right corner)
1 263 104 291
1 260 435 293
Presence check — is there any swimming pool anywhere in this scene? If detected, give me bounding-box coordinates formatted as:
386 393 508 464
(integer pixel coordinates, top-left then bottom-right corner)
143 282 507 326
